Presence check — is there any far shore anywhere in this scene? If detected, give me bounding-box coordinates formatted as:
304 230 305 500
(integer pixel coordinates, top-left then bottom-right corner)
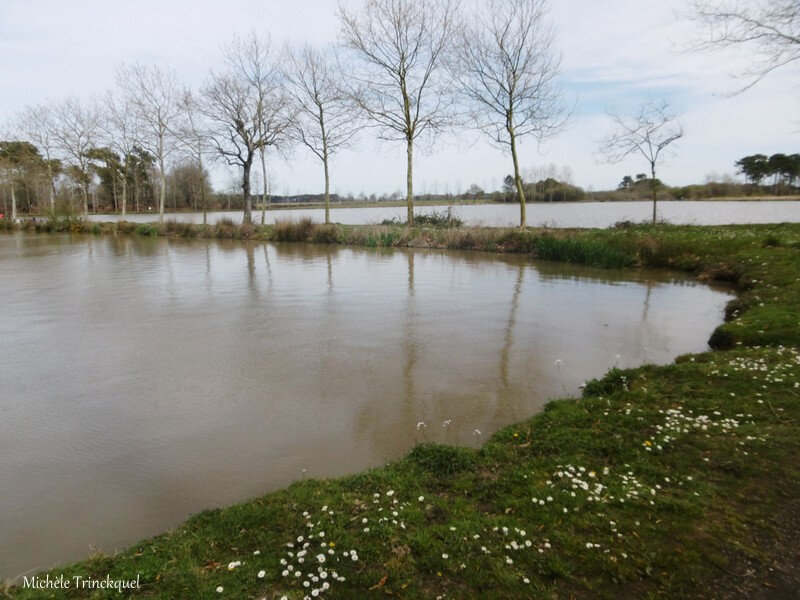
5 195 800 220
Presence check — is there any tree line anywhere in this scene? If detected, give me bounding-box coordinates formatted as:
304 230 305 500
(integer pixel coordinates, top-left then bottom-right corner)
1 0 798 226
0 0 572 227
735 154 800 194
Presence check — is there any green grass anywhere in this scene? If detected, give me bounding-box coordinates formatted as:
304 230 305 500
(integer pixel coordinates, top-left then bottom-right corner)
2 222 800 598
133 223 159 237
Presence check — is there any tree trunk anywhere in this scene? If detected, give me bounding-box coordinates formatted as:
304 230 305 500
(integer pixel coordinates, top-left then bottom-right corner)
650 163 658 225
81 184 89 217
48 164 56 213
319 107 331 225
509 128 526 228
257 145 267 226
11 180 17 221
133 170 140 213
121 176 127 219
323 154 331 225
158 147 166 222
406 138 414 225
199 155 207 227
242 159 253 225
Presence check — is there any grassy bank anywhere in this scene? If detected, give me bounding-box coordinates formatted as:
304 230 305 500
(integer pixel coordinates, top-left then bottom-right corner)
2 221 800 598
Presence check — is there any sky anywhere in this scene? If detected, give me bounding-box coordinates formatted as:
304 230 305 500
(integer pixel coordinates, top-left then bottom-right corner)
0 0 797 195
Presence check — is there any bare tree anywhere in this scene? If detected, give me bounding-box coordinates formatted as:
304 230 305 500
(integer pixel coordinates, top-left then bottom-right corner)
598 101 684 225
232 32 294 226
688 0 800 93
202 33 292 225
453 0 568 227
284 43 361 224
102 91 141 219
338 0 459 225
231 32 271 225
117 63 181 221
51 97 101 217
175 89 212 225
16 103 61 213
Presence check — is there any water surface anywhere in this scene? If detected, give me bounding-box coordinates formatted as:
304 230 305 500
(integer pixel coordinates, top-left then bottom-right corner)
0 233 733 579
86 199 800 227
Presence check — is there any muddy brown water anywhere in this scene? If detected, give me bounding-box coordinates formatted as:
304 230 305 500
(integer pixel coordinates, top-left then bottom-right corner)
0 233 733 579
85 199 800 227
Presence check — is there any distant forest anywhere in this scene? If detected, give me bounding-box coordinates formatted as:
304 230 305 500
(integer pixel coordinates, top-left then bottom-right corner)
1 145 798 217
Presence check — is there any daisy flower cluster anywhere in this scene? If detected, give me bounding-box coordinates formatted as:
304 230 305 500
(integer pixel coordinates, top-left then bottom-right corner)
277 505 349 598
547 465 656 506
644 406 745 452
722 346 800 388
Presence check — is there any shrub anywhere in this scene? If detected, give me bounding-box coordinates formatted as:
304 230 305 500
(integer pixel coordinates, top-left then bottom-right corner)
274 217 316 242
116 221 136 235
582 368 629 397
164 219 197 237
382 208 464 228
240 223 255 239
416 209 463 227
134 223 159 237
408 443 477 478
310 223 340 244
215 217 238 238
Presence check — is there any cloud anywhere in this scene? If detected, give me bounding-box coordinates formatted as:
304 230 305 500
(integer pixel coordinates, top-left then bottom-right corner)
0 0 797 194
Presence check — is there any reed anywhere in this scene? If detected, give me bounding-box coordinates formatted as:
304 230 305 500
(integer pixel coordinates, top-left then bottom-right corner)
273 217 317 242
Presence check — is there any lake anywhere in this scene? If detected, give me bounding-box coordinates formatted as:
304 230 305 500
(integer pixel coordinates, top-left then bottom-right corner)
0 233 733 579
85 200 800 228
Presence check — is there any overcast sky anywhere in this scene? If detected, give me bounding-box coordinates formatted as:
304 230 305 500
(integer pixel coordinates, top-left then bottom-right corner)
0 0 797 195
